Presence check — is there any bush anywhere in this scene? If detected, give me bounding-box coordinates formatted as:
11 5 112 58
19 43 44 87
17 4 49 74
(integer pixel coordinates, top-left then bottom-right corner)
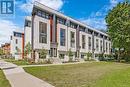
85 52 92 61
69 57 73 62
98 53 105 61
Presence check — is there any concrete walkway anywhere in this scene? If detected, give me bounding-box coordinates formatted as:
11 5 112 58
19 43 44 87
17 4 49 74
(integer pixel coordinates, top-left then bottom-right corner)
0 60 54 87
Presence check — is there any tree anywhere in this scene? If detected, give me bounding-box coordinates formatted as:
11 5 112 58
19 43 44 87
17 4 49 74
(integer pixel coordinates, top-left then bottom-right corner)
39 48 47 59
15 47 21 54
0 49 4 56
24 42 32 56
106 1 130 62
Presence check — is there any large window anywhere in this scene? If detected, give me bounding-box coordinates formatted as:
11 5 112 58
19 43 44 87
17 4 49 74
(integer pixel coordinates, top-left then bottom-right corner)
70 31 75 48
60 28 66 46
82 35 86 49
39 22 47 43
88 37 91 50
96 39 99 51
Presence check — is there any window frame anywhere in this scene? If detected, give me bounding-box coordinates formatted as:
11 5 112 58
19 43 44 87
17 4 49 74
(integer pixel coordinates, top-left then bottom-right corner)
39 22 47 44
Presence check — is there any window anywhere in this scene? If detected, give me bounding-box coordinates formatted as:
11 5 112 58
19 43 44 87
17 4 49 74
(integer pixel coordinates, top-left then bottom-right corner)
88 29 93 34
37 10 42 16
10 36 12 40
54 48 57 57
100 40 103 52
57 17 66 25
14 32 22 37
70 22 77 29
79 26 86 32
16 39 18 44
39 22 47 43
60 28 66 46
82 35 86 49
109 43 111 53
59 54 65 59
25 21 31 27
37 9 50 19
96 39 99 51
81 54 85 59
106 42 108 52
41 11 46 18
100 34 103 38
70 31 75 48
15 46 18 50
94 32 98 36
88 37 91 50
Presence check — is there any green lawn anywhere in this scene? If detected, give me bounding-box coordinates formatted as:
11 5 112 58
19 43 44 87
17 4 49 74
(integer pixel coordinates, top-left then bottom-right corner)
94 67 130 87
24 62 130 87
0 70 11 87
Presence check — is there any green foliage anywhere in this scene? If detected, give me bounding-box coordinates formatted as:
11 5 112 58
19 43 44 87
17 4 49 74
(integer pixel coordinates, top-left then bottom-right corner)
98 53 104 61
15 47 21 54
67 49 73 62
106 1 130 61
0 49 4 56
39 48 47 59
24 42 32 55
0 70 11 87
85 52 92 61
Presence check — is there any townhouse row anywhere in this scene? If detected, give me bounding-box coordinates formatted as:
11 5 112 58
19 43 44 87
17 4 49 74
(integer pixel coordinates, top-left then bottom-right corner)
10 1 111 62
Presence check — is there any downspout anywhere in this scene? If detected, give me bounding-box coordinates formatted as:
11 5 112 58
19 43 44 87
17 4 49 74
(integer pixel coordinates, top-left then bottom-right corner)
92 31 95 59
31 11 35 61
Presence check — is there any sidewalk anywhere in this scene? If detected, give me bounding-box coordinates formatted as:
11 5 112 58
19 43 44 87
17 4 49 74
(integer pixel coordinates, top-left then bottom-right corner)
0 60 54 87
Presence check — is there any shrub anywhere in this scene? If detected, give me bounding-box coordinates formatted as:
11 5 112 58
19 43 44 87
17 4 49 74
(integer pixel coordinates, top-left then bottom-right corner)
67 49 73 62
39 48 47 59
85 52 92 61
98 53 105 61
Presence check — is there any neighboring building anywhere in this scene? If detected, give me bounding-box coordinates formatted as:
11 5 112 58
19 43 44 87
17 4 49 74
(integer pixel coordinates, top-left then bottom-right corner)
24 1 111 62
10 30 24 60
24 16 32 46
1 43 10 55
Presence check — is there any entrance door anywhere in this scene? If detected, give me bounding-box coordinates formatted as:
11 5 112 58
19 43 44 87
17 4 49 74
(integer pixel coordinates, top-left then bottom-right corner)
50 48 57 57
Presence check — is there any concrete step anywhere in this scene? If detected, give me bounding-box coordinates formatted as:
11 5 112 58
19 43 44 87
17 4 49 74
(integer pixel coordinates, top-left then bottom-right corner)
50 58 62 64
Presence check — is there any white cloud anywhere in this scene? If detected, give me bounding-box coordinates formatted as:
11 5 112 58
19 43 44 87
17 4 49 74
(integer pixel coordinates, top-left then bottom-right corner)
80 18 107 30
110 0 118 6
80 0 123 30
20 0 64 13
0 19 22 46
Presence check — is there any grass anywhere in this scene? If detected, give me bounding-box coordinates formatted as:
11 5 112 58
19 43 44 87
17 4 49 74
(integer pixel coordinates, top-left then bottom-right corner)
24 62 130 87
4 58 30 65
94 67 130 87
0 70 11 87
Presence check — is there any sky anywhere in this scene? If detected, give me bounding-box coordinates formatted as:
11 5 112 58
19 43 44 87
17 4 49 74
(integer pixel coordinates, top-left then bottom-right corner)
0 0 124 45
